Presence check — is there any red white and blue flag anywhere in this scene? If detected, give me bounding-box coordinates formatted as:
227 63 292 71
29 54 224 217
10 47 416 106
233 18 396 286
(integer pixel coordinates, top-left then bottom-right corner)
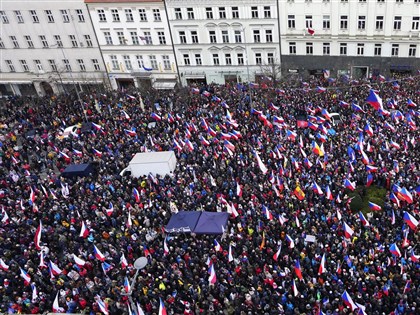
20 267 31 285
208 265 217 285
343 222 354 239
366 89 383 111
93 245 106 261
368 202 382 211
294 259 303 280
73 254 86 267
389 243 401 257
133 188 140 203
403 211 419 230
80 221 89 238
52 292 65 313
214 239 223 252
318 253 326 275
342 290 357 311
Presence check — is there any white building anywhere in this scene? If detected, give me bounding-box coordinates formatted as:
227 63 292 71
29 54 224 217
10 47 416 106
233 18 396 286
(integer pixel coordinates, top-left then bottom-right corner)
85 0 178 90
278 0 420 78
0 0 108 97
165 0 281 85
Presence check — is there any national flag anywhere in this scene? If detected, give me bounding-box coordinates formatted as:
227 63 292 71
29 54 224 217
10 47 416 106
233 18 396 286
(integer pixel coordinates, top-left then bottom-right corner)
359 212 370 227
324 185 333 200
336 261 342 274
407 99 417 107
312 141 324 156
340 100 349 107
307 27 315 35
392 81 400 90
278 214 288 226
344 179 356 191
223 139 235 151
121 109 131 120
402 228 410 248
383 285 389 296
236 181 243 197
366 165 378 173
59 151 71 162
384 122 396 132
208 265 217 285
399 187 413 204
303 157 313 169
364 123 373 136
343 222 354 239
368 201 381 211
31 283 38 302
49 261 62 276
286 234 295 248
133 188 140 203
29 187 36 204
321 109 331 120
137 303 146 315
389 243 401 257
292 279 299 296
403 280 412 294
92 148 102 158
120 253 128 269
124 277 131 294
202 90 211 97
294 185 305 200
262 205 273 220
92 122 102 131
214 239 223 252
316 86 326 93
342 291 358 311
228 243 234 262
39 251 47 269
294 259 303 280
80 221 89 238
20 267 31 285
312 181 323 195
52 292 65 313
336 209 342 221
403 212 419 230
366 89 383 111
34 221 42 250
151 113 161 121
410 249 420 262
73 254 86 267
0 258 9 271
273 245 282 261
252 150 268 174
366 173 374 187
124 129 137 137
97 296 109 315
286 130 297 141
318 253 326 275
93 245 106 261
102 261 113 274
191 88 200 94
73 149 83 157
390 192 400 207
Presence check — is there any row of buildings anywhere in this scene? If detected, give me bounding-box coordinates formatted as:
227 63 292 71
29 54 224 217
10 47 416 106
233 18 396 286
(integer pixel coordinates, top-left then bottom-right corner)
0 0 419 96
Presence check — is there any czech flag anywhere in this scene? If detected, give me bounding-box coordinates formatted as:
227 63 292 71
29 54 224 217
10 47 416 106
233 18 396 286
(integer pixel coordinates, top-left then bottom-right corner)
342 291 358 311
253 150 268 174
364 123 373 136
93 245 106 262
316 86 326 93
262 205 273 220
80 221 89 238
151 113 161 121
294 259 303 280
318 253 326 275
286 234 295 248
214 239 223 252
208 265 217 285
366 174 373 187
191 88 200 94
325 185 333 200
366 165 378 173
368 201 381 211
20 267 31 285
344 179 356 191
366 89 383 111
273 245 282 261
359 212 370 227
399 187 413 204
286 130 297 141
312 181 324 195
34 221 42 251
343 222 354 239
73 149 83 157
407 99 417 108
0 258 9 271
124 129 137 137
92 122 102 131
403 211 419 230
52 292 65 313
133 188 140 203
92 148 102 158
202 90 211 97
292 279 299 296
73 254 86 267
120 253 128 269
49 261 62 276
124 277 131 294
389 243 401 257
97 296 109 315
410 250 420 262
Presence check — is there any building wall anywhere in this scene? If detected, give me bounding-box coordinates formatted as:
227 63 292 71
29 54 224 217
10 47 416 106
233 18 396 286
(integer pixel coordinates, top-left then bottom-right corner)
85 0 178 90
0 0 107 96
278 0 420 77
165 0 280 85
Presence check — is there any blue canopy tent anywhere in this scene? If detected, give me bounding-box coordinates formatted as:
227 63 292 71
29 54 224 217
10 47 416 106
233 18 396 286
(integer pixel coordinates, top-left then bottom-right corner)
165 211 201 233
61 163 95 178
193 212 229 235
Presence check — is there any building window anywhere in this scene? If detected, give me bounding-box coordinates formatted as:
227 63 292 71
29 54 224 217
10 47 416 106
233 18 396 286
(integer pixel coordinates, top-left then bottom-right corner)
206 8 213 19
76 9 85 22
253 30 260 43
357 43 364 55
143 32 152 45
358 16 366 30
123 55 132 70
409 44 416 57
213 53 220 65
84 35 93 47
139 9 147 21
24 35 33 48
209 31 216 43
158 31 166 44
116 31 125 45
376 16 384 30
6 60 15 72
391 44 399 56
97 9 106 22
69 35 78 47
323 42 330 55
0 11 8 24
237 53 244 65
264 6 271 18
396 0 403 2
48 59 57 71
34 60 43 72
20 60 30 72
267 52 274 64
255 53 262 64
77 59 86 71
104 32 113 45
111 9 120 22
45 10 54 23
63 59 71 71
412 17 419 30
341 0 348 2
39 35 48 48
323 15 330 29
125 9 134 22
0 37 4 48
289 42 296 54
149 55 158 69
183 54 191 65
136 55 144 68
191 31 198 44
265 30 273 42
340 43 347 55
175 8 182 20
232 7 239 19
251 6 258 18
187 8 194 20
225 53 232 65
30 10 39 23
92 59 101 71
219 7 226 19
14 11 24 23
163 55 171 69
110 55 119 70
195 54 202 65
54 35 63 47
222 30 229 43
377 0 385 2
233 30 241 43
306 42 313 55
374 44 382 56
340 15 348 29
394 16 402 30
10 36 19 48
288 15 295 28
359 0 366 2
153 9 161 21
61 9 70 23
179 31 186 44
305 15 313 28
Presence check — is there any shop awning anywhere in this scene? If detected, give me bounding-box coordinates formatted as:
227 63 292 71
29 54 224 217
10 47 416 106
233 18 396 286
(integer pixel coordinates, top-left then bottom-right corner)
152 81 176 90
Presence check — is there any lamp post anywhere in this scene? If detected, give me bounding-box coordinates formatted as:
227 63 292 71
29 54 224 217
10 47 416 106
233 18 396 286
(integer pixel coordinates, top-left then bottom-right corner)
241 26 250 83
122 257 148 315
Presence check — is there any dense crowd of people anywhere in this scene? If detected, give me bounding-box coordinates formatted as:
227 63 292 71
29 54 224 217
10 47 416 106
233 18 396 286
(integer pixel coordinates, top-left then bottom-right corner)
0 72 419 315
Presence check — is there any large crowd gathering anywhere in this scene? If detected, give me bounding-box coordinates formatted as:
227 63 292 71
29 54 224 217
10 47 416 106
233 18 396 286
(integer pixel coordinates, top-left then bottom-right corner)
0 72 419 315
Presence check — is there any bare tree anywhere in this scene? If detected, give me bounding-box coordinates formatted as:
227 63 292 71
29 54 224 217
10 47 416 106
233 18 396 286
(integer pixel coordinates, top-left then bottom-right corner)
259 60 282 86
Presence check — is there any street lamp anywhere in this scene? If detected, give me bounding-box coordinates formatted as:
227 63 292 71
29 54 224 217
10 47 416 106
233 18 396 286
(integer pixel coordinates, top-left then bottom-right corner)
123 257 148 315
240 26 250 83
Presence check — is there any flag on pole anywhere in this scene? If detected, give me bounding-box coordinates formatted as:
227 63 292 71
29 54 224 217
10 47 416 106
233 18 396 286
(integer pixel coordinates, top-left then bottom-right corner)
93 245 106 261
52 292 65 313
208 265 217 285
273 245 282 261
318 253 326 275
120 253 128 269
228 243 234 262
163 237 169 256
80 221 89 238
294 259 303 280
0 258 9 271
292 279 299 296
20 267 31 285
403 211 419 230
73 254 86 267
342 290 358 311
253 150 268 174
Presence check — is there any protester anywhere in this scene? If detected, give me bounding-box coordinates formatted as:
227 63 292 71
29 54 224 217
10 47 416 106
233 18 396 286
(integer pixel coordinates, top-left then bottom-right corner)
0 73 419 315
